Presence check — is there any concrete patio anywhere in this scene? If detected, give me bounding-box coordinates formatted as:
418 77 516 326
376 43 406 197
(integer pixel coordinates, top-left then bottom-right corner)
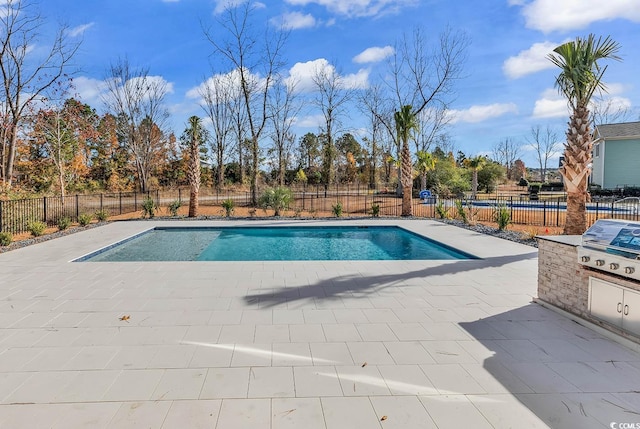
0 219 639 428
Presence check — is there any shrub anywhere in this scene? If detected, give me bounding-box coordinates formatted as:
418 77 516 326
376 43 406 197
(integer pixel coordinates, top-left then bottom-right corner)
141 196 158 219
521 226 539 240
95 209 109 222
308 207 318 219
27 220 46 237
454 200 467 223
259 187 293 216
57 217 71 231
495 204 511 230
168 200 181 217
371 203 380 217
0 232 12 246
332 202 343 217
435 201 448 219
78 213 93 226
221 198 235 217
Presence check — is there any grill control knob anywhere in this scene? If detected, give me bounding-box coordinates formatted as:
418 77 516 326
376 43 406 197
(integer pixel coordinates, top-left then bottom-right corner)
626 267 635 274
595 260 605 267
609 263 620 270
581 256 591 262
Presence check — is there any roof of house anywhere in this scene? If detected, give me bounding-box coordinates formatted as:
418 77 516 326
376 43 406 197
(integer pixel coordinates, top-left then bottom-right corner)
595 121 640 139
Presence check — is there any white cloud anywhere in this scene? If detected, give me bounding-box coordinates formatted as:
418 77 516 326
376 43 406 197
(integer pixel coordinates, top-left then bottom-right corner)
503 41 562 79
213 0 247 14
187 68 263 102
71 76 108 105
285 58 369 92
518 0 640 32
294 114 325 128
283 0 417 18
447 103 518 124
353 46 394 64
532 88 569 118
271 11 316 30
68 22 94 38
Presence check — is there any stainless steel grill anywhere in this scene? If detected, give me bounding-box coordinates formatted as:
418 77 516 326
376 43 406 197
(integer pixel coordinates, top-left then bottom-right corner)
578 219 640 280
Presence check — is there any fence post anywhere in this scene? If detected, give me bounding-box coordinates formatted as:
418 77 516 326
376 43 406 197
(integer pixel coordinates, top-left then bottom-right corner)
556 200 560 227
0 200 3 232
75 195 79 220
543 201 546 226
119 192 123 215
134 192 138 211
43 196 47 224
100 194 104 212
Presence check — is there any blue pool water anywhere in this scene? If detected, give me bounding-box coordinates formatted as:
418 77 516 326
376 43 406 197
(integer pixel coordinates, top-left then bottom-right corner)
78 226 474 262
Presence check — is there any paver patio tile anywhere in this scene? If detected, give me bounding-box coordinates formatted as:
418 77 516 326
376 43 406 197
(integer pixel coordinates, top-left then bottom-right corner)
370 395 438 428
419 395 493 429
200 367 250 399
231 343 273 367
218 325 256 343
248 367 295 398
148 344 197 368
321 397 382 429
420 363 485 395
5 371 77 404
181 325 222 343
503 362 582 393
347 342 395 365
293 366 343 397
289 324 326 342
377 365 437 395
106 346 159 369
383 341 435 365
254 324 291 342
468 394 551 428
0 404 73 429
151 368 206 400
271 342 313 366
53 370 120 402
322 323 362 342
215 398 271 429
106 401 171 429
355 323 397 341
51 402 122 429
335 365 391 396
310 342 354 366
271 397 325 429
21 346 83 371
420 340 477 364
102 369 164 401
161 399 221 429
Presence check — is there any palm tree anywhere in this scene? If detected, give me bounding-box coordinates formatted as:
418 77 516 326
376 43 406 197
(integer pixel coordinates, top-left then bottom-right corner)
415 151 435 192
547 34 621 235
184 116 205 217
464 155 486 200
394 105 419 216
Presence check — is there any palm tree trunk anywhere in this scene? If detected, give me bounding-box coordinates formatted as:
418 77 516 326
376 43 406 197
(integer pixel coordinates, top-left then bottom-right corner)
472 170 478 200
561 105 591 235
401 140 413 216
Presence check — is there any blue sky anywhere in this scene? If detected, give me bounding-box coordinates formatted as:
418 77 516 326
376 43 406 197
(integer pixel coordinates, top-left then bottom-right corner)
40 0 640 168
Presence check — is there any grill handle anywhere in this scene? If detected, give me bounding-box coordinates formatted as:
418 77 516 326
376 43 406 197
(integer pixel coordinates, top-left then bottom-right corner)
617 303 623 313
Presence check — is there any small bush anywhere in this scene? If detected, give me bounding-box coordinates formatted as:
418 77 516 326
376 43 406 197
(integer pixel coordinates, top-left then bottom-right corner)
95 209 109 222
221 198 235 217
435 201 448 219
332 202 343 218
454 200 467 223
0 232 12 246
308 207 318 219
78 213 93 226
293 207 303 217
371 203 380 217
141 196 158 219
168 200 181 217
57 217 71 231
259 187 293 216
495 204 511 230
27 220 46 237
521 226 539 240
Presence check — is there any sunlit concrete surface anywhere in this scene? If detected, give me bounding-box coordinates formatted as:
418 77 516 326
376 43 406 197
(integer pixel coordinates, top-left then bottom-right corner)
0 219 639 428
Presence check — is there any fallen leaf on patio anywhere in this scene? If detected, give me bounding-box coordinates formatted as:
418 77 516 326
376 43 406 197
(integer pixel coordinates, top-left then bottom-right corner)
119 315 130 321
361 362 367 367
281 409 296 416
381 416 388 421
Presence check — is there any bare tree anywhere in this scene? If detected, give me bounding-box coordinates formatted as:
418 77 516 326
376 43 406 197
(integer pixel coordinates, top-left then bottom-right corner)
528 125 561 182
268 79 300 186
358 85 386 189
311 62 353 191
492 137 522 180
591 96 633 126
205 2 287 205
365 27 468 215
0 0 80 187
102 59 170 192
200 73 234 188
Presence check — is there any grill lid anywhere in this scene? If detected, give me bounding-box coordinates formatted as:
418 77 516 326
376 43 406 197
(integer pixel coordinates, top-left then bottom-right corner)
583 219 640 258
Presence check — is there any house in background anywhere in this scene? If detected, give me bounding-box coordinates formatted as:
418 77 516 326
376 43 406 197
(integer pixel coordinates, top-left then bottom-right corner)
591 121 640 189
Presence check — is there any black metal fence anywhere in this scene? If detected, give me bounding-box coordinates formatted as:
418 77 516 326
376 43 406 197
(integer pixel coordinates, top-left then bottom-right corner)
1 188 639 235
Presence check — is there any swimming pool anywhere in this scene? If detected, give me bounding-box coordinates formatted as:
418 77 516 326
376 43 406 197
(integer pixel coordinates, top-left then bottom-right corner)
77 226 475 262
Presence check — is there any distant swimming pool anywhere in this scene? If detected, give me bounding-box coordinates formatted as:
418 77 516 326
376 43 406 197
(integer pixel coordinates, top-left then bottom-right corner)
76 226 475 262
